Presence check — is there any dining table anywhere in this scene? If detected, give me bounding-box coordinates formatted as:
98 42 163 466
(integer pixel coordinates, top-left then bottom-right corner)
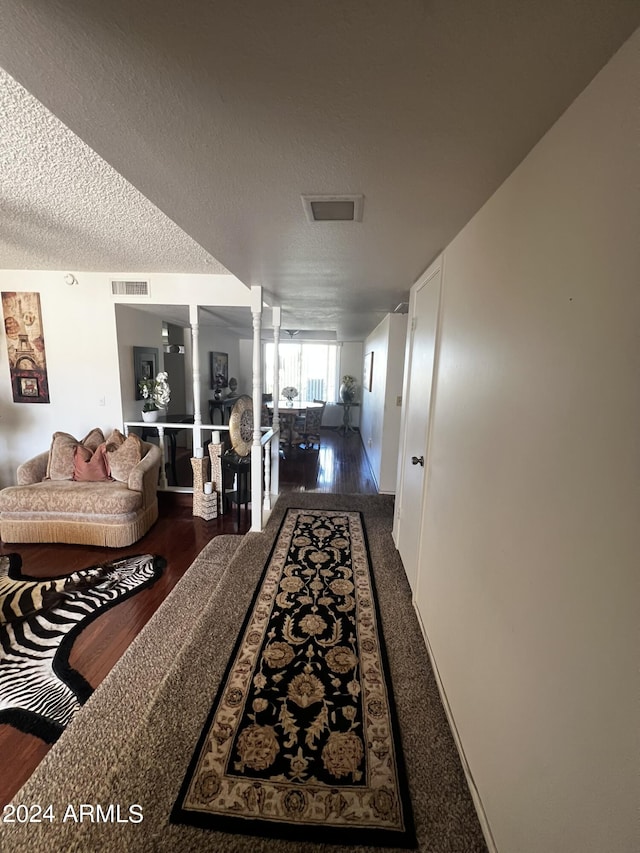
266 400 324 447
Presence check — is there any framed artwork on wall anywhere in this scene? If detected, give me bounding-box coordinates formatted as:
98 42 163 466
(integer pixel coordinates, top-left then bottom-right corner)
363 351 374 392
2 291 50 403
19 376 40 397
210 351 229 390
134 346 159 400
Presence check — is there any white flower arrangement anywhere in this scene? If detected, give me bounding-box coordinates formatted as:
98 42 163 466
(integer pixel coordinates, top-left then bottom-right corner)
139 371 171 411
282 386 298 402
341 375 357 391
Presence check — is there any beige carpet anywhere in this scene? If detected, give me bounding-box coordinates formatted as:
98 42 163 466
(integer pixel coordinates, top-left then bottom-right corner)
0 494 488 853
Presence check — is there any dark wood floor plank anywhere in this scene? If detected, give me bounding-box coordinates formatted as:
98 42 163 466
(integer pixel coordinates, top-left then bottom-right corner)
0 429 378 806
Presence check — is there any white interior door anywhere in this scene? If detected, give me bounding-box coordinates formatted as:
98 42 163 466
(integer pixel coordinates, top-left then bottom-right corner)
395 262 442 592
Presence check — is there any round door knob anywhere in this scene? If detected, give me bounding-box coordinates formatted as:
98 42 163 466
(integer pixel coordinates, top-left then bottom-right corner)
411 455 424 466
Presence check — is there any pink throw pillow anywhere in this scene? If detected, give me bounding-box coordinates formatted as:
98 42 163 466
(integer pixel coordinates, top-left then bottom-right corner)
72 443 112 482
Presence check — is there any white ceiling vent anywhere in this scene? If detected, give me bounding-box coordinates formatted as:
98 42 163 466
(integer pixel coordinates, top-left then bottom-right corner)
111 279 150 296
301 194 364 223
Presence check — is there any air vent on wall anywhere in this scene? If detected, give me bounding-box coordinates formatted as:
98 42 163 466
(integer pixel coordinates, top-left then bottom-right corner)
111 279 150 296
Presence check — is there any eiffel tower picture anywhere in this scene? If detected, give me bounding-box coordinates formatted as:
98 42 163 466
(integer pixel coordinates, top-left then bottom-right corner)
2 291 50 403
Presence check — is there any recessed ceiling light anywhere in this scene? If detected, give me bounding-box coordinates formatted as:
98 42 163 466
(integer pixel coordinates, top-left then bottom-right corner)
301 194 364 223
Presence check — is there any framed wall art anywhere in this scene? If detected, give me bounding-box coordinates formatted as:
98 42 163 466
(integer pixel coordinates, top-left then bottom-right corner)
363 350 374 392
2 291 50 403
133 346 159 400
19 377 40 397
210 351 229 390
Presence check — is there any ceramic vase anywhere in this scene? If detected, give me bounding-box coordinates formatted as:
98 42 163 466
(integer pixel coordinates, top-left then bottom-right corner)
339 383 355 404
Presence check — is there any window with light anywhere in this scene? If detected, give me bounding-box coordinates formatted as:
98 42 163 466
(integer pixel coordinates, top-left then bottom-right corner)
264 343 339 402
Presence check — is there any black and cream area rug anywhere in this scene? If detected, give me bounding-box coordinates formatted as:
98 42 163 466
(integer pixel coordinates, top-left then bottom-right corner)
172 508 416 848
0 553 165 743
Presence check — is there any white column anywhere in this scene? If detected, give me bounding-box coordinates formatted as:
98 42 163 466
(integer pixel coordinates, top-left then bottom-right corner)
250 286 263 531
271 306 281 496
189 304 203 459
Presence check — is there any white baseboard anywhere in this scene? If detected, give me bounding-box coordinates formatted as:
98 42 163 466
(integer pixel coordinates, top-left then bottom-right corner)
412 599 499 853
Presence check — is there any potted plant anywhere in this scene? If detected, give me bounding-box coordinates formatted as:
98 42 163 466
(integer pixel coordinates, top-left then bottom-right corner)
139 371 171 421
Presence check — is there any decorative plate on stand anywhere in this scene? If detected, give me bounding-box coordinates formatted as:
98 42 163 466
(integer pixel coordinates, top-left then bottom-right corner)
228 395 253 457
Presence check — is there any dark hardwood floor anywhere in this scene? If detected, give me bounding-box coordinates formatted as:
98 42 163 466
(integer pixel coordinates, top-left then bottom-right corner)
0 428 377 806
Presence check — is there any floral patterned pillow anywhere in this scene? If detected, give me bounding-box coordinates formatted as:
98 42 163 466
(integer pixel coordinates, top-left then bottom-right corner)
46 428 106 480
105 428 126 448
81 427 107 453
105 433 144 483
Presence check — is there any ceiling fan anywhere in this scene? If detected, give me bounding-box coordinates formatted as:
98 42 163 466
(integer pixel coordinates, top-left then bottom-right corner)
280 328 337 340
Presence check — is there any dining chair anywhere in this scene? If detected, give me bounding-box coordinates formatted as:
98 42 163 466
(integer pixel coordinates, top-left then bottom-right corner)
298 401 326 450
293 397 323 433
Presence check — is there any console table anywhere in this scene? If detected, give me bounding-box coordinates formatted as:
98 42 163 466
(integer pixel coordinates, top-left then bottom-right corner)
336 401 359 434
140 413 192 485
209 396 241 425
221 451 251 525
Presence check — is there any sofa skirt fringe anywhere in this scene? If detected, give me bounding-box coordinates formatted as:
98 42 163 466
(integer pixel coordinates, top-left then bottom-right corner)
0 502 159 548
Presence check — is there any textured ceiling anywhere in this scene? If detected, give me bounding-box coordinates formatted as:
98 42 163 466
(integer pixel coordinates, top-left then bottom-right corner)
0 69 228 275
0 1 638 339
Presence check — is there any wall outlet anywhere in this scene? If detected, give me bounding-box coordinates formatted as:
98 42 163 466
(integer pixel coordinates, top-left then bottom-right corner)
98 396 106 406
396 395 402 406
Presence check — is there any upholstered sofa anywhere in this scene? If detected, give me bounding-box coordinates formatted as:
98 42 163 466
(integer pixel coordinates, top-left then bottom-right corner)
0 428 162 547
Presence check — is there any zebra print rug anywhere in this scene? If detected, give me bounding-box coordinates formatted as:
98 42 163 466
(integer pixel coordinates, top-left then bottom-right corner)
0 553 164 743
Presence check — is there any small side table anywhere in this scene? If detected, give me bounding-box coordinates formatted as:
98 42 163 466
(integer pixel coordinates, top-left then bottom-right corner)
221 452 252 526
336 401 359 434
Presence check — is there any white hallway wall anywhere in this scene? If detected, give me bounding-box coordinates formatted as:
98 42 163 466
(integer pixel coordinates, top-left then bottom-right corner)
360 313 407 493
413 29 639 853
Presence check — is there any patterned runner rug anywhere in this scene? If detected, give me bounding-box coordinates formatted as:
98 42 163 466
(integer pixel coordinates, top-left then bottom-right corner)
0 553 164 743
172 508 415 847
